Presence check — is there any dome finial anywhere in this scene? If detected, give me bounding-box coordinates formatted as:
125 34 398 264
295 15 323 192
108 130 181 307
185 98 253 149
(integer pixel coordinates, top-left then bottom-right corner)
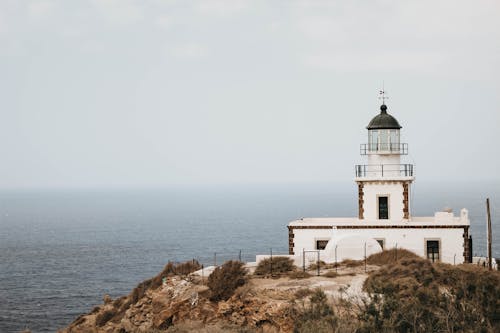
378 82 389 109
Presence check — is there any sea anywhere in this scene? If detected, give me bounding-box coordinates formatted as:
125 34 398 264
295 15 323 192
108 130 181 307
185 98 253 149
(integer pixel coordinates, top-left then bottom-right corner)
0 181 499 333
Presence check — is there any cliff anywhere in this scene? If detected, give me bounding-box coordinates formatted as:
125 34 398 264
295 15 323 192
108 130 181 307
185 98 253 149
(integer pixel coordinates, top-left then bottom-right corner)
61 250 500 333
60 262 369 333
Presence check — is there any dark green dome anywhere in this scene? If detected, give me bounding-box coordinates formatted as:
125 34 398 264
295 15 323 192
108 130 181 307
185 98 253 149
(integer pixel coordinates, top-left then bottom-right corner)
366 105 402 129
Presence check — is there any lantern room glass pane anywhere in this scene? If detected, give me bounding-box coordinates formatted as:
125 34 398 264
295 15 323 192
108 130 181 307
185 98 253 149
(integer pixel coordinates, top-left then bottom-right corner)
368 129 400 151
368 130 378 151
390 129 400 150
379 130 389 151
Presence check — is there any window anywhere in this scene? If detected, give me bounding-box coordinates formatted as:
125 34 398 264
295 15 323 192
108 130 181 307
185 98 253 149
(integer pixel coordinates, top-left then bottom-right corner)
426 240 440 262
379 129 389 150
389 129 400 150
378 196 389 219
375 239 385 249
368 130 378 151
316 240 329 250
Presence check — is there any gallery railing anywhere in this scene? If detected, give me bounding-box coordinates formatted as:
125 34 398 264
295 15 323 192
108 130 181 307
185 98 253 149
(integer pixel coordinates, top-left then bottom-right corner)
360 143 408 155
355 164 414 177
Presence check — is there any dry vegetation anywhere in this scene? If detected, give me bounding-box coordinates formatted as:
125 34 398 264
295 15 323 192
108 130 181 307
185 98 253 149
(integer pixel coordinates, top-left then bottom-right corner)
64 250 500 333
322 271 339 278
287 271 312 279
207 260 247 302
366 248 419 265
285 250 500 333
93 260 202 327
361 258 500 333
254 256 295 276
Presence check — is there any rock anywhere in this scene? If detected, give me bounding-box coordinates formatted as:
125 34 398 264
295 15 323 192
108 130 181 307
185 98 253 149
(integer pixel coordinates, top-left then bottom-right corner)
103 294 112 304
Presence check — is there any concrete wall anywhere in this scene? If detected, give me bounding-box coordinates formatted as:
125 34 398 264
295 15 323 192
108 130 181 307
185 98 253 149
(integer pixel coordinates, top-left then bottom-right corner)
291 227 466 264
367 154 400 166
362 182 405 220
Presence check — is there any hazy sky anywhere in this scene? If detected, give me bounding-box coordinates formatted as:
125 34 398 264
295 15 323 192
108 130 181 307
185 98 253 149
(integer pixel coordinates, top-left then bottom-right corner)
1 0 499 189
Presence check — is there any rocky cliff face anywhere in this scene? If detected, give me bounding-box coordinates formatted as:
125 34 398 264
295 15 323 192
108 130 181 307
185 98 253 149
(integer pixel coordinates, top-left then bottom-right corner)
60 269 367 333
61 276 301 332
61 251 500 333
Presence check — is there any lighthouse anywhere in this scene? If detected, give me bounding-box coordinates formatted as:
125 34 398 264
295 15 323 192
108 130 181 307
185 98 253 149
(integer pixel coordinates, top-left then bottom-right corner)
356 103 413 221
285 92 472 265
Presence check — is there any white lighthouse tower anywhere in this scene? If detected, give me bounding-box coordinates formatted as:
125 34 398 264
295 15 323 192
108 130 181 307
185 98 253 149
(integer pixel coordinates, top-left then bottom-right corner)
286 91 472 265
356 101 413 221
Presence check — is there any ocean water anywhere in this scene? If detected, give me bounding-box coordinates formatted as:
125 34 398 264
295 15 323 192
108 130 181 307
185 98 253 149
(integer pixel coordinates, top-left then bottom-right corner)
0 182 499 333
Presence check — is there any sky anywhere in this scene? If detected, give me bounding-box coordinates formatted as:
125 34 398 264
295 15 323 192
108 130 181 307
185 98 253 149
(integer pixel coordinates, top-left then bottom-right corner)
0 0 499 189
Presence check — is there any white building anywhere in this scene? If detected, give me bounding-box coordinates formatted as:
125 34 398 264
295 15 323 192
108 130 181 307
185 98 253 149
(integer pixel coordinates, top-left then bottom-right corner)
288 102 471 265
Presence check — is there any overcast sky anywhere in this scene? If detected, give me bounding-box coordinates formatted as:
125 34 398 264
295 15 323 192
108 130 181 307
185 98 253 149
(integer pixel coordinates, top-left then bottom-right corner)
1 0 499 189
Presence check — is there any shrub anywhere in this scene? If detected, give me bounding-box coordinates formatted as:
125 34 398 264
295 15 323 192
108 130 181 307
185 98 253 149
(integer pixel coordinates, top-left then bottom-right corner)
308 260 327 270
361 257 500 332
130 278 154 303
95 309 116 327
208 260 247 302
294 289 338 333
322 271 339 278
254 257 295 276
110 259 202 324
340 259 363 267
294 288 314 299
233 283 255 300
366 248 419 266
151 260 202 288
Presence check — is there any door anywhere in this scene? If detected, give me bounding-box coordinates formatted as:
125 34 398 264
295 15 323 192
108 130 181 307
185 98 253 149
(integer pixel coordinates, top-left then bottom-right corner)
378 196 388 219
426 240 440 262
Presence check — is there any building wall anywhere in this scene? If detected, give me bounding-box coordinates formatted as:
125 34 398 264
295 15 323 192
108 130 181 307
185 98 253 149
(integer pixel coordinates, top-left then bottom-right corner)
367 154 400 166
362 182 406 220
291 226 466 264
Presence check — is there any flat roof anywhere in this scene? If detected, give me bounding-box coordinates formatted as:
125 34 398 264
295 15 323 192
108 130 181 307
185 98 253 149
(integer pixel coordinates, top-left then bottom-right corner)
289 216 468 227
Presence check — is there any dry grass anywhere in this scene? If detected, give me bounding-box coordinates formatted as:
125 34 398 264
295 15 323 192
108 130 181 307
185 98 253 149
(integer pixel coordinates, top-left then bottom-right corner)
362 257 500 332
208 260 247 302
233 283 256 300
254 257 295 276
340 259 363 267
150 260 202 288
165 321 257 332
366 248 419 265
308 260 327 270
322 271 339 278
294 288 314 299
95 259 204 326
288 271 312 279
95 309 116 327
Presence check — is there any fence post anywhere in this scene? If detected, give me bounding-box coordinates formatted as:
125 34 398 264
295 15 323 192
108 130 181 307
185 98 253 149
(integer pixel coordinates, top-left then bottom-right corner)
239 250 242 262
335 245 338 273
303 248 305 272
270 248 273 276
395 243 398 261
454 254 456 265
214 252 217 267
364 242 367 273
317 250 320 276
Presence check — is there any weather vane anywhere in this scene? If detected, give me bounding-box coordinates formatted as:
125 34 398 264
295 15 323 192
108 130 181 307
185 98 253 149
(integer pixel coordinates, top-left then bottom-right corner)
378 83 388 105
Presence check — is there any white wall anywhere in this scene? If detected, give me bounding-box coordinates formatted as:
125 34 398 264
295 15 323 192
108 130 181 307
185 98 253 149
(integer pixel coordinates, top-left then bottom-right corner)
367 154 401 166
292 227 466 264
362 182 405 220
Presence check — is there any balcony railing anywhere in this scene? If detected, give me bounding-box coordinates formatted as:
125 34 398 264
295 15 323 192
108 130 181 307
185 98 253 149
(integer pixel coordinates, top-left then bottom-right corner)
355 164 414 178
360 143 408 155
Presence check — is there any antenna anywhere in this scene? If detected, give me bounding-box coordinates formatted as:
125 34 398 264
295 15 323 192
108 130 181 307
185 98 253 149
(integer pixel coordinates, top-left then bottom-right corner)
378 82 388 105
